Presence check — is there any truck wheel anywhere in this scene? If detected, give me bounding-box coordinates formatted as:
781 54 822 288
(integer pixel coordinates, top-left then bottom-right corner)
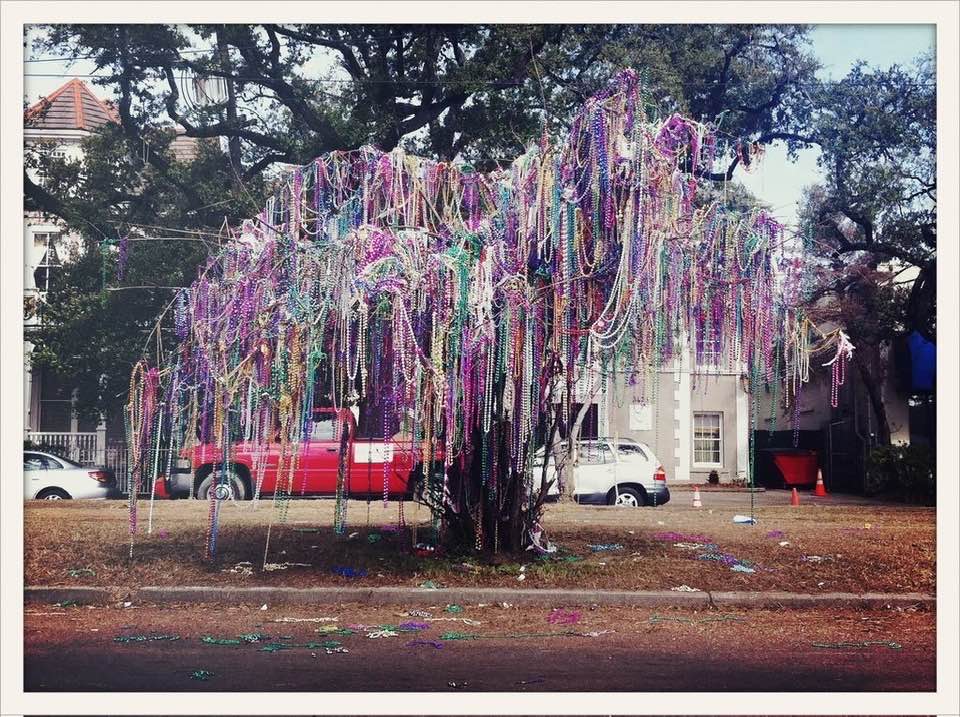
197 469 248 501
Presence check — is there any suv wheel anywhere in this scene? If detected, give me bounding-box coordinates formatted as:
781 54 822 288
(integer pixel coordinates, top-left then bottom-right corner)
608 486 644 507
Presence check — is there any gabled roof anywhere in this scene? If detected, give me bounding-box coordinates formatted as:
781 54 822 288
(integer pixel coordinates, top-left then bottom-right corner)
25 79 121 132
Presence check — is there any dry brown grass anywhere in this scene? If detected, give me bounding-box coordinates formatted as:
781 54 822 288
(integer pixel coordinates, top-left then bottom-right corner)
24 497 935 594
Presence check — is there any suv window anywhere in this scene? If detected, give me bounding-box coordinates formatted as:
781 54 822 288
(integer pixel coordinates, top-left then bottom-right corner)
616 443 648 460
579 443 613 465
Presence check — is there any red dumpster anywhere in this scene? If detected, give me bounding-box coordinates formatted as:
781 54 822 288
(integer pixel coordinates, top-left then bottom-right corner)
770 449 819 487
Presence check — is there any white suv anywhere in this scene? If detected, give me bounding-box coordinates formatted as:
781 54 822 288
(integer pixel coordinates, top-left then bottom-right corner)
534 437 669 507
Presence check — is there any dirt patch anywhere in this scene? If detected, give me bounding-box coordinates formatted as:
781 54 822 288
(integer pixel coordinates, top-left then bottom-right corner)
24 499 935 594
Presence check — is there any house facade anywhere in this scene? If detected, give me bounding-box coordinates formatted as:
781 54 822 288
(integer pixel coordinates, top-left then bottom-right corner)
23 79 199 467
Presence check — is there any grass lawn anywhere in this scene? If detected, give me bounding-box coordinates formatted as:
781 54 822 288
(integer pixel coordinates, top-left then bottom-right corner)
24 496 935 594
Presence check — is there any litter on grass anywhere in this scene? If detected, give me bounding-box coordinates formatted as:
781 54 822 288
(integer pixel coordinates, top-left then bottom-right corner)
398 621 430 631
670 585 702 592
273 616 338 623
55 599 80 607
419 580 439 589
732 515 757 524
189 670 214 681
66 568 96 578
587 543 623 552
264 562 311 571
444 604 464 613
201 636 243 646
765 530 786 539
366 629 399 638
402 609 433 618
114 634 181 643
547 609 581 625
330 566 368 578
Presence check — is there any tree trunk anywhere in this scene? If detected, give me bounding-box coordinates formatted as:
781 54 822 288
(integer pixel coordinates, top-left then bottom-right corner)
854 353 891 446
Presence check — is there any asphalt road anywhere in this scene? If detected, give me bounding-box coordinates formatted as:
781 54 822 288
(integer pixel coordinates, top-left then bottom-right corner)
24 602 934 692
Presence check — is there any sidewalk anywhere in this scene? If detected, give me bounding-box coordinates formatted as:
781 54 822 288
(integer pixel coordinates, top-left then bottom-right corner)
25 585 934 609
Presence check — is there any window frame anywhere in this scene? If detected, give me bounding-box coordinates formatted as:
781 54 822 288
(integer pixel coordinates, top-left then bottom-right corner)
692 411 724 468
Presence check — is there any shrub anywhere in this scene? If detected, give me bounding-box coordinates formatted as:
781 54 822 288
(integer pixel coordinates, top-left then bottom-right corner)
865 444 935 505
707 469 720 485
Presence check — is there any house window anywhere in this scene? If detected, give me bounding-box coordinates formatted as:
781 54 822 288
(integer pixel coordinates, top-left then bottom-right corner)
693 412 723 466
32 232 61 293
35 144 66 188
696 331 723 368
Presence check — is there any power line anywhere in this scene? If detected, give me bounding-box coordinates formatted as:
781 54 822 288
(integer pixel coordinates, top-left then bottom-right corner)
21 70 935 88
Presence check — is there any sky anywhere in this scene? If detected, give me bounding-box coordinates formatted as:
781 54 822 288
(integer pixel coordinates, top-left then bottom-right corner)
23 24 936 228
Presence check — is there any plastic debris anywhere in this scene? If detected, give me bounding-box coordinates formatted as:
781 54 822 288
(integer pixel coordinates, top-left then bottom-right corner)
330 566 368 578
201 636 243 646
547 609 581 625
273 616 338 623
801 554 835 563
348 531 359 539
812 640 901 650
259 642 291 652
264 562 311 571
440 631 478 641
66 568 96 578
731 564 755 573
398 621 430 632
444 604 464 613
403 609 433 618
673 542 707 550
407 639 443 649
189 669 214 681
670 585 702 592
779 541 790 547
732 515 757 524
367 629 399 639
418 580 439 589
517 574 526 581
765 530 785 539
239 632 270 643
224 562 254 577
123 601 133 608
582 630 614 637
587 543 623 552
260 604 268 610
114 634 180 643
448 681 468 688
367 533 382 543
55 599 80 607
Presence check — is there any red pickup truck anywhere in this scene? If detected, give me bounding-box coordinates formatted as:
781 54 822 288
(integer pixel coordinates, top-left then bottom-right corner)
168 408 434 501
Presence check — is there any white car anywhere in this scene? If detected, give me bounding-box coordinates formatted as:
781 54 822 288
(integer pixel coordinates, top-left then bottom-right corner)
24 450 117 500
534 437 670 507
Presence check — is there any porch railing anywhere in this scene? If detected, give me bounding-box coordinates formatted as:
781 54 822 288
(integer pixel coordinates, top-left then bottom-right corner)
25 431 100 465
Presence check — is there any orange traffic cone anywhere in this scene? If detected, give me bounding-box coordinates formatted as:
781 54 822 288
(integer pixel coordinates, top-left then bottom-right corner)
693 486 703 508
813 469 828 497
790 487 800 507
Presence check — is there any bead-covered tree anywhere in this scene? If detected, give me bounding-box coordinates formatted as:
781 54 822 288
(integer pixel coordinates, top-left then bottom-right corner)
127 71 852 558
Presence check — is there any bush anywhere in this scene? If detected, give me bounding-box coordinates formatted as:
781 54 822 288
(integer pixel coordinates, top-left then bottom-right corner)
865 444 936 504
707 469 720 485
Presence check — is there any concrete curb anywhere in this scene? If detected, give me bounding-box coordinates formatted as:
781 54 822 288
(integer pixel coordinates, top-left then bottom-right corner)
25 585 934 609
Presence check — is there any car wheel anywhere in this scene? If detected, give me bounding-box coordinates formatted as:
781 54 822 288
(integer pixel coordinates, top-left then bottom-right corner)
197 470 247 501
608 486 643 507
37 488 71 500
